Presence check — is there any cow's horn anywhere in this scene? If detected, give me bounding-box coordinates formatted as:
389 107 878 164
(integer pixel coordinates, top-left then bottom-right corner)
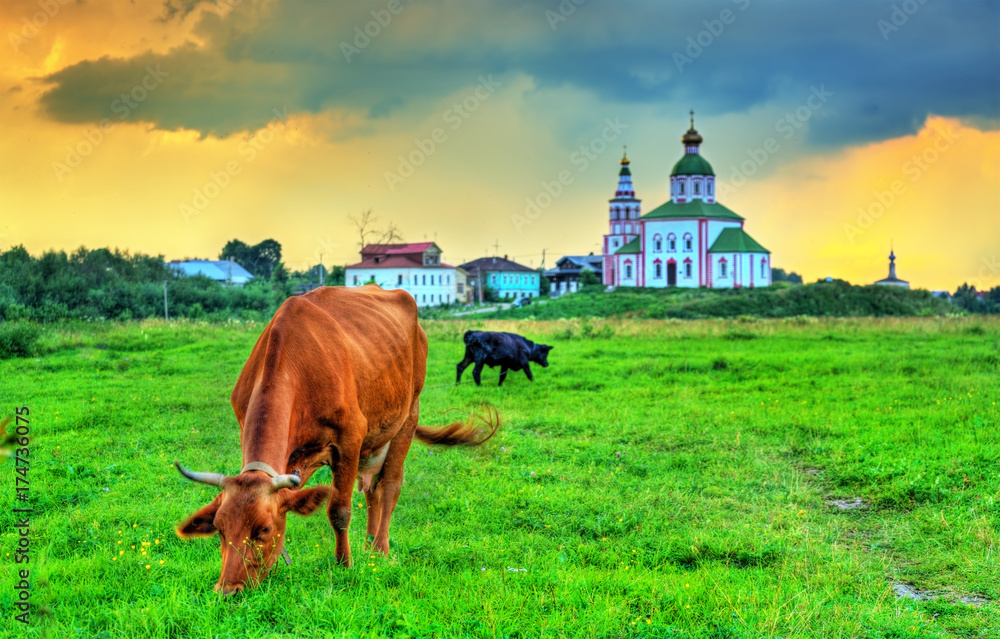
271 474 301 490
174 461 226 487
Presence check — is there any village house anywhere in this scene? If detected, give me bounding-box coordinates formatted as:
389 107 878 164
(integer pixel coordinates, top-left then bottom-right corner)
459 256 540 302
345 242 459 306
544 254 604 297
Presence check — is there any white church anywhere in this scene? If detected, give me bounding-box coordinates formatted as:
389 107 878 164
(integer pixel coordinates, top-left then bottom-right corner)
602 115 772 289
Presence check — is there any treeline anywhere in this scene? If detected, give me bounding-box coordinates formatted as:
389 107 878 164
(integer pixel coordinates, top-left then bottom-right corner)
496 280 973 320
0 244 329 323
952 283 1000 314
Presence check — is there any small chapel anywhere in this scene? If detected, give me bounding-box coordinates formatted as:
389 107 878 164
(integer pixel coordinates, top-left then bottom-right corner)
602 115 772 289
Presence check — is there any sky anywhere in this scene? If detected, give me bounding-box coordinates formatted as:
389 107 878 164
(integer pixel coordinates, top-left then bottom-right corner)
1 0 998 291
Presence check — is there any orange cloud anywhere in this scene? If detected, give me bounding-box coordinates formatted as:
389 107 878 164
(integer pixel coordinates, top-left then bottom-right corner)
722 116 1000 291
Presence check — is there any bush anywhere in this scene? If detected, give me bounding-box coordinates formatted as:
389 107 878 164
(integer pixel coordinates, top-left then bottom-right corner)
0 322 40 359
492 281 956 321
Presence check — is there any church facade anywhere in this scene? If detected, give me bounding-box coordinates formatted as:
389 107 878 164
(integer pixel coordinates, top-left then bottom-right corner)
602 118 771 289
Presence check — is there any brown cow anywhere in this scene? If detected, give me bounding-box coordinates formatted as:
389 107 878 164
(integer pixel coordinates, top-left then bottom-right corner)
174 286 497 594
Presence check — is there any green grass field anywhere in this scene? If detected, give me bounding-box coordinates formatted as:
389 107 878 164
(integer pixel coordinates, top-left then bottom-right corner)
2 316 998 638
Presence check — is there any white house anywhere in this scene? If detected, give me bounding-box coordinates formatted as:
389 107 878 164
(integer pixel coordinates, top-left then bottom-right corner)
345 242 459 306
603 115 771 289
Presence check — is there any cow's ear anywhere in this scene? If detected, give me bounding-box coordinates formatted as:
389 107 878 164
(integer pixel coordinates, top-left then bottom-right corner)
282 486 331 516
544 345 554 351
176 496 221 538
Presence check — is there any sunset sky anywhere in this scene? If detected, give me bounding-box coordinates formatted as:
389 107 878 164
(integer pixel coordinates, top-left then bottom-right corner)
1 0 998 291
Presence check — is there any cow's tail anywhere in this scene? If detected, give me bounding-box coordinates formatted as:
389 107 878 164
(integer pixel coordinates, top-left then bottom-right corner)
415 404 500 447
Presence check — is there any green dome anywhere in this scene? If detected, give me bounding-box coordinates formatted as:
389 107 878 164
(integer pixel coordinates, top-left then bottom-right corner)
670 153 714 176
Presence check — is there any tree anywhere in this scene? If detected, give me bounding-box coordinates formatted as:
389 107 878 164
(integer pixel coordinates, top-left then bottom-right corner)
579 267 601 291
348 209 403 250
772 268 803 284
254 239 282 280
952 283 983 313
220 239 283 280
538 270 550 296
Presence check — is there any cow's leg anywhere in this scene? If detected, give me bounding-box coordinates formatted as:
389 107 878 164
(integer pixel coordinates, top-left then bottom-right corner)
523 363 533 382
498 366 508 386
363 482 382 545
472 362 484 386
327 433 363 567
371 414 418 555
456 355 473 384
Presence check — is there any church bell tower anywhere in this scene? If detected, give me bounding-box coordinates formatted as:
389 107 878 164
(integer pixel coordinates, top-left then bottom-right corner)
602 148 642 285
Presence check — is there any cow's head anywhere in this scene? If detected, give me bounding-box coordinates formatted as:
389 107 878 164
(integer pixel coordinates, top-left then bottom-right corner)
530 343 554 367
174 462 329 594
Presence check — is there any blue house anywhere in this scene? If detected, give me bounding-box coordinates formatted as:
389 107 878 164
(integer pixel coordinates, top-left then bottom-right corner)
460 256 539 302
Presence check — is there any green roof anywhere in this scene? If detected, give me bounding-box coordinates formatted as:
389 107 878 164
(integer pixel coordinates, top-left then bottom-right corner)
614 236 641 254
642 199 744 221
707 228 770 254
670 153 714 176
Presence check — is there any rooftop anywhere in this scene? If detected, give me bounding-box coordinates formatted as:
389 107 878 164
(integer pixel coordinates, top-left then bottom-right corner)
707 228 770 254
460 256 536 275
642 199 744 221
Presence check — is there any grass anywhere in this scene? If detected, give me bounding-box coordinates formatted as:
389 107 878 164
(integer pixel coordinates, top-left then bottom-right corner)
1 316 998 638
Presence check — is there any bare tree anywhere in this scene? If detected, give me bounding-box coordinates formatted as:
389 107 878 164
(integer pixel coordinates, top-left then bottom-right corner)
349 209 403 250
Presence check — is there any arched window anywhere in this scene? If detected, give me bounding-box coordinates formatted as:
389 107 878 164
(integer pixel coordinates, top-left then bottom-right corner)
667 233 677 252
684 262 692 278
653 234 663 252
625 262 633 279
719 259 728 279
679 182 685 195
708 182 714 196
654 262 662 278
760 259 767 278
694 182 700 195
683 233 693 252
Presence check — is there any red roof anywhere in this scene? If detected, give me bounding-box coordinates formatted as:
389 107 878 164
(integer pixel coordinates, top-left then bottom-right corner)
346 255 456 270
361 242 436 256
346 255 421 269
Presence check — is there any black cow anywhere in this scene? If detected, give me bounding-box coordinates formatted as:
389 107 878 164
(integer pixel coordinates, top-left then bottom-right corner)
456 331 553 386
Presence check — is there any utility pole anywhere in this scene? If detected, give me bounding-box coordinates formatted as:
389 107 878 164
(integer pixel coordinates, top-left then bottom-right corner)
163 280 169 320
541 249 547 270
493 239 500 257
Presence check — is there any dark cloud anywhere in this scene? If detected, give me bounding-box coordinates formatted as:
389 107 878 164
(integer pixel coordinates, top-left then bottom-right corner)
37 0 1000 148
